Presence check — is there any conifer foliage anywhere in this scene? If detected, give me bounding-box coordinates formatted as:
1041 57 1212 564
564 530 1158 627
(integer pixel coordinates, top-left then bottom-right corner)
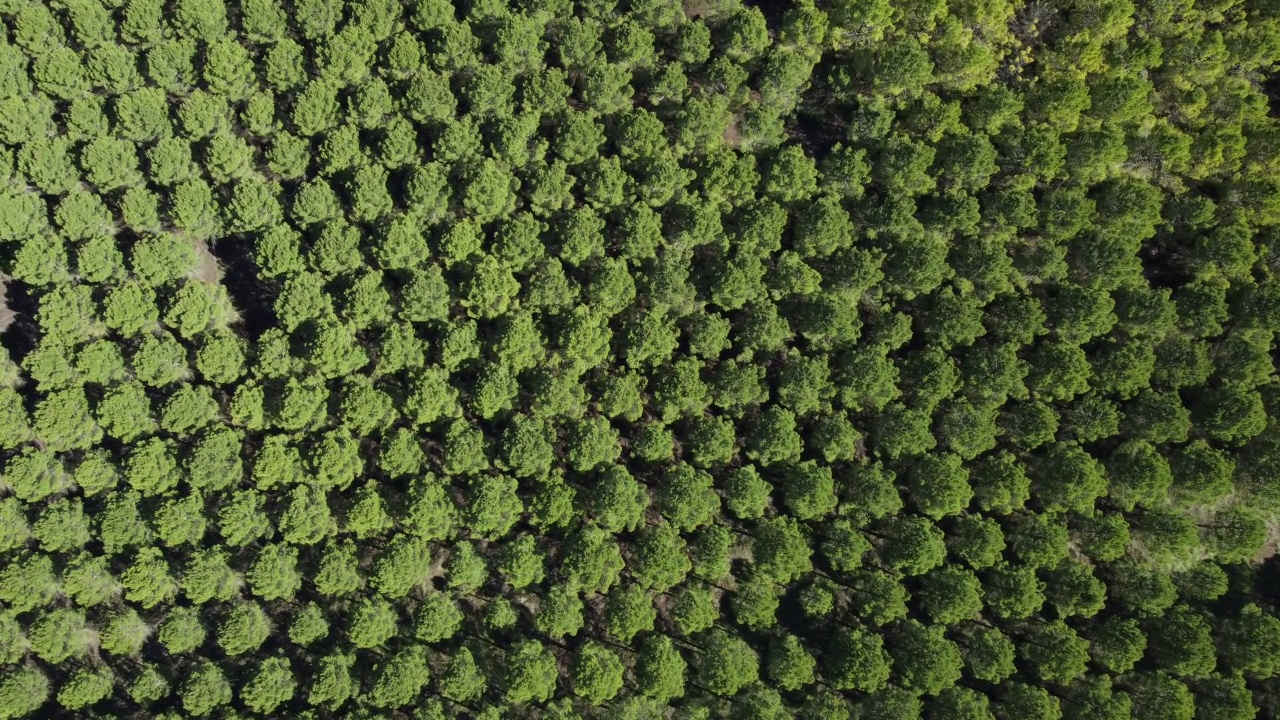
1 0 1280 718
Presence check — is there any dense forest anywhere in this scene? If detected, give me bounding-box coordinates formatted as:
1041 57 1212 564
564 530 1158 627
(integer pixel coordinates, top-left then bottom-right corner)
2 0 1280 717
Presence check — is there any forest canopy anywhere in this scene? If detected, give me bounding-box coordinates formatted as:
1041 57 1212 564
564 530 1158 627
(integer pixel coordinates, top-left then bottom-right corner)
2 0 1280 718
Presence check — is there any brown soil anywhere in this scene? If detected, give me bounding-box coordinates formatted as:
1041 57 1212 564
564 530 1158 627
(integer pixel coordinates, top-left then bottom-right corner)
683 0 712 17
190 238 225 284
0 279 15 334
723 114 743 149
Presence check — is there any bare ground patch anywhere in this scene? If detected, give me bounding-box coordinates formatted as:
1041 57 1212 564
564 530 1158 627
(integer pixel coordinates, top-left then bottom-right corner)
0 279 15 334
190 238 226 284
724 114 743 149
683 0 713 17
